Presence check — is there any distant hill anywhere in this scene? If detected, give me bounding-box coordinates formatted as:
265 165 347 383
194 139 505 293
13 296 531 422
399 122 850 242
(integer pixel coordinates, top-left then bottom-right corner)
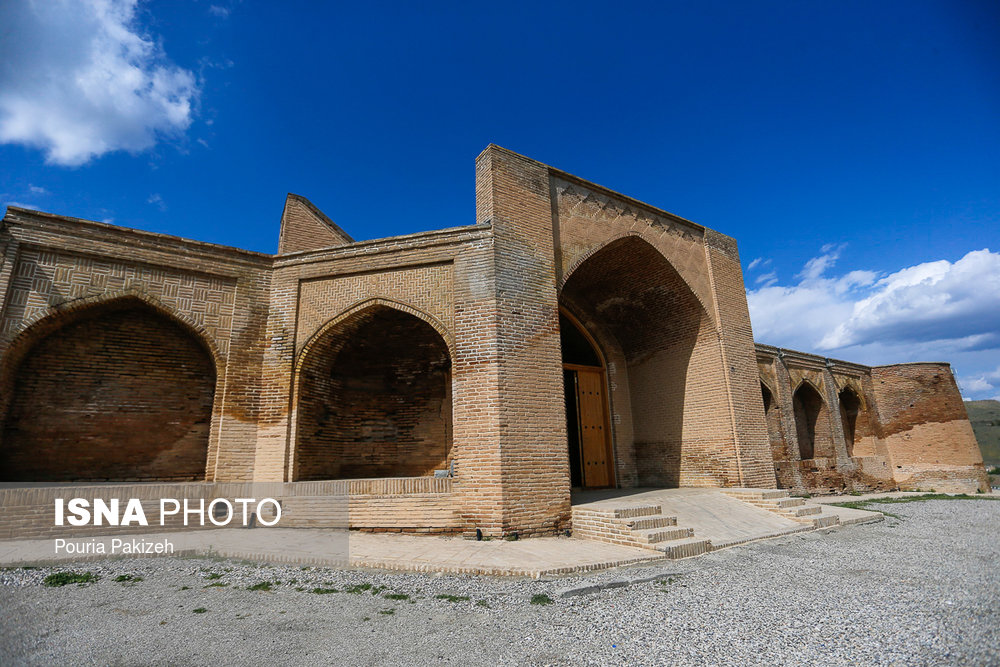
966 399 1000 468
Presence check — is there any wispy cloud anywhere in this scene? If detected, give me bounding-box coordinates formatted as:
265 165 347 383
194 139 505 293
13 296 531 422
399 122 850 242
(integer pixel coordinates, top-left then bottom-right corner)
747 246 1000 399
147 193 167 211
3 201 39 211
0 0 199 166
28 184 48 195
209 5 231 18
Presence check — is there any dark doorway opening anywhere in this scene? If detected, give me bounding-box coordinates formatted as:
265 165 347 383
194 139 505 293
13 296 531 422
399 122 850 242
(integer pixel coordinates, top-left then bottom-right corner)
793 383 825 460
559 311 613 488
839 387 862 457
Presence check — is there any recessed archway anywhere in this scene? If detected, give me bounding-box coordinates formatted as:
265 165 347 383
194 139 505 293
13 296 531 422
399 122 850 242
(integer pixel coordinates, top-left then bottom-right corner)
839 386 863 457
559 235 719 487
294 304 452 481
0 300 216 482
793 382 829 460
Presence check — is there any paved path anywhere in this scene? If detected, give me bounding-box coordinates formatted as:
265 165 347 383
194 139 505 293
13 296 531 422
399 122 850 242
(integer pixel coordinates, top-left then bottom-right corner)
0 528 663 578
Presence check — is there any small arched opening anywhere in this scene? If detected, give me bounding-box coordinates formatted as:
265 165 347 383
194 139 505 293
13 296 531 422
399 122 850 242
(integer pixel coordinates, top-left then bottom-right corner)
839 386 863 458
792 382 828 461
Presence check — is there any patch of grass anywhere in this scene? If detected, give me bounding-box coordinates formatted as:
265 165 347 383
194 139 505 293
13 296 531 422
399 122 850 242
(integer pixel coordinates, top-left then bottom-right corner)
205 573 222 580
848 491 863 496
43 572 98 587
344 583 372 594
378 609 395 615
247 581 275 592
204 582 229 588
832 493 999 519
435 594 470 603
114 574 143 583
504 532 519 541
179 585 191 591
311 587 338 595
294 587 306 592
370 585 386 595
475 600 490 608
384 593 409 601
530 594 553 606
362 616 371 622
192 608 208 614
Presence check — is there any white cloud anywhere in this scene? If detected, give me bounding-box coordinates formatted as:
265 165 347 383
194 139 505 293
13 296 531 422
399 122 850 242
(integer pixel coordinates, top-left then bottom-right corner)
3 201 39 211
747 247 1000 400
755 271 778 287
820 249 1000 349
28 184 48 195
147 193 166 210
0 0 198 166
747 257 770 272
209 5 230 18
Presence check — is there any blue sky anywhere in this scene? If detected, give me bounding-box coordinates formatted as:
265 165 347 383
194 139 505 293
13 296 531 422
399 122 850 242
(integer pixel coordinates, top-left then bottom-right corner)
1 1 998 398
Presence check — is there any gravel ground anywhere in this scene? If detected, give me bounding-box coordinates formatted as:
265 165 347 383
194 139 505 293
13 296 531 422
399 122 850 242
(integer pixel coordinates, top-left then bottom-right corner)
1 499 998 666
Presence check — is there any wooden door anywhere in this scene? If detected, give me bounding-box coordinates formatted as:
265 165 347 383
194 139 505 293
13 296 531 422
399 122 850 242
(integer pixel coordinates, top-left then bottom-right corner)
575 368 610 487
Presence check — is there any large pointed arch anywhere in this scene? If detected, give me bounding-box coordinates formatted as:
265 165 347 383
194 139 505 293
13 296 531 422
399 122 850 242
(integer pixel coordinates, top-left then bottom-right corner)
0 293 219 482
291 300 453 481
558 234 730 487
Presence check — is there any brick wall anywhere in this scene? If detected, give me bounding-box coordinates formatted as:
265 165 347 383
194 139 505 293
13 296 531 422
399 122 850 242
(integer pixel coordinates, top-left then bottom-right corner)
0 302 215 482
754 346 985 493
295 305 452 480
873 363 988 493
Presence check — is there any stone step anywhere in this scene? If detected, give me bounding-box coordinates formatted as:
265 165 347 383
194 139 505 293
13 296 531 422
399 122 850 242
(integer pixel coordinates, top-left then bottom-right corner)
611 504 663 519
654 537 712 559
792 504 822 517
721 488 790 501
626 515 677 530
635 526 694 544
810 514 840 529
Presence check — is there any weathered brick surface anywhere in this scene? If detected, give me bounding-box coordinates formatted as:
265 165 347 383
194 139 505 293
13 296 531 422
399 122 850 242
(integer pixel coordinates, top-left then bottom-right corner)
0 145 985 537
1 303 215 482
756 346 986 493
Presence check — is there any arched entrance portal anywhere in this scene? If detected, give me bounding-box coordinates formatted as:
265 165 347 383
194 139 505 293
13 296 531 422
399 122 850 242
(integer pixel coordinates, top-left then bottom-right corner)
560 311 613 488
559 235 716 488
294 304 452 481
0 300 217 482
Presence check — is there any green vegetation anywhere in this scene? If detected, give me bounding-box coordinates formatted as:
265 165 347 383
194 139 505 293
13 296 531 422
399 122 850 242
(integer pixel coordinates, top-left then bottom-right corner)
833 493 999 519
204 582 229 588
435 594 470 603
114 574 142 583
192 608 208 614
247 581 276 591
966 399 1000 467
311 587 338 594
384 593 409 601
179 586 191 591
378 609 395 615
43 572 98 587
476 600 490 608
344 583 372 594
205 572 222 580
530 594 553 606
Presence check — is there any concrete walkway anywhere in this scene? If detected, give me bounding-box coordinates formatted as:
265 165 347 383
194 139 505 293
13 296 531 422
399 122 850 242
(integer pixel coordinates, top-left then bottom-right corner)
0 528 663 578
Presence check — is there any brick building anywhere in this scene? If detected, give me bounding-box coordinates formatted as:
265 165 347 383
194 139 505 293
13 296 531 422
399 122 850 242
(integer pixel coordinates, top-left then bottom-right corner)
0 145 988 537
